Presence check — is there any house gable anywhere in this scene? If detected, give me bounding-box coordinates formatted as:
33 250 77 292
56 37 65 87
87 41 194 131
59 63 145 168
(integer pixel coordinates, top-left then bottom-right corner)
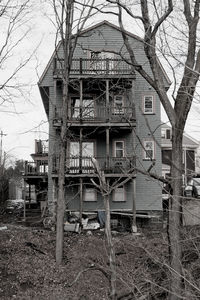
38 21 171 113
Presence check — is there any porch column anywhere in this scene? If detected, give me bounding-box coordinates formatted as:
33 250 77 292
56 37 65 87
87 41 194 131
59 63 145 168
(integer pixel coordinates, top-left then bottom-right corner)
106 79 109 120
132 179 137 233
79 178 83 225
106 128 110 169
80 79 83 120
79 128 83 173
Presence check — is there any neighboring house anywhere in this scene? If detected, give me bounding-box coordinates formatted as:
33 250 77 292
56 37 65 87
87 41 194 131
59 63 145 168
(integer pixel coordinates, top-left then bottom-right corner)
9 178 23 200
161 124 199 184
23 139 48 202
26 21 171 220
195 142 200 174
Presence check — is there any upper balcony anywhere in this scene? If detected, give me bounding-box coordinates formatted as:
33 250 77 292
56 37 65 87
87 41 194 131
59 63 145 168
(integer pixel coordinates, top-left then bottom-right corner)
24 156 136 178
52 155 136 178
53 58 135 79
53 105 136 128
31 140 48 161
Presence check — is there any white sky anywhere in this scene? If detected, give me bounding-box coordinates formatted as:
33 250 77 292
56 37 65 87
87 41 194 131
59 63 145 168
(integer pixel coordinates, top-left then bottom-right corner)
0 1 199 163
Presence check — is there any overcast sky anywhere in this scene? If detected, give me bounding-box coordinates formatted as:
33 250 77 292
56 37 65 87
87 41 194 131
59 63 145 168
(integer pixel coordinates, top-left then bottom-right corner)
0 1 199 163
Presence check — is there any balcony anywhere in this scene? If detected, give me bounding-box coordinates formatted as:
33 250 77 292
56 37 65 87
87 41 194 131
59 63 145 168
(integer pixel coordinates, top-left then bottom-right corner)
24 161 48 176
53 106 135 127
52 156 135 176
31 140 48 160
53 58 134 77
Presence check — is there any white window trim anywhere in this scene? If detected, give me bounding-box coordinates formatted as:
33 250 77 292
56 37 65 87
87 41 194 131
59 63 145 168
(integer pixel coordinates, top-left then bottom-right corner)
113 140 125 158
143 140 155 160
113 185 126 202
143 95 155 114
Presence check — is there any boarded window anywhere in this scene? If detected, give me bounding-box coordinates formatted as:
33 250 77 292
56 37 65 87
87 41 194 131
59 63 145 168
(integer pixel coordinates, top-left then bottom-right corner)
83 188 96 202
113 186 125 202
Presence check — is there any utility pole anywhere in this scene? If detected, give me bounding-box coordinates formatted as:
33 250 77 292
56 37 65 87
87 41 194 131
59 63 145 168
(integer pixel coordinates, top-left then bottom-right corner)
0 130 7 166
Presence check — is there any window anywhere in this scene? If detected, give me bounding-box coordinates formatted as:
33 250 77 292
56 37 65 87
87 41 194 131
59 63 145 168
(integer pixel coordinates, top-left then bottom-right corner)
161 129 166 139
71 98 94 119
113 95 124 114
83 188 96 202
143 140 155 160
114 141 124 158
143 95 154 114
161 128 171 139
89 51 115 73
113 186 125 202
166 129 171 139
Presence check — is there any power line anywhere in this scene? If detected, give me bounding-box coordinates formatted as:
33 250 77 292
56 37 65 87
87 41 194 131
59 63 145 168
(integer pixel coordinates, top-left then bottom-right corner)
0 130 7 166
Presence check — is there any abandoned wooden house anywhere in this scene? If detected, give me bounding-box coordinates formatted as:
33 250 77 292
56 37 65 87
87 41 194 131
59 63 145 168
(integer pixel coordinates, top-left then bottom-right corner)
24 21 171 224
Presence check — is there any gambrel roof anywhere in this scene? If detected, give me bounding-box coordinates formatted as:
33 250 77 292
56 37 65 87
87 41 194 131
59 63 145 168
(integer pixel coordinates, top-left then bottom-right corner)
38 20 171 87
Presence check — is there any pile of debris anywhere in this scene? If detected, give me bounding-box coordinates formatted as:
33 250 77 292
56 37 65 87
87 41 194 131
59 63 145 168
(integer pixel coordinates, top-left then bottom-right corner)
64 212 103 233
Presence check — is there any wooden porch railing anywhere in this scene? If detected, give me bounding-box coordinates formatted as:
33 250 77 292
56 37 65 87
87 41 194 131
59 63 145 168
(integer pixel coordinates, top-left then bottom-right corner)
54 58 133 76
24 156 135 176
52 156 135 174
24 161 48 175
54 106 135 124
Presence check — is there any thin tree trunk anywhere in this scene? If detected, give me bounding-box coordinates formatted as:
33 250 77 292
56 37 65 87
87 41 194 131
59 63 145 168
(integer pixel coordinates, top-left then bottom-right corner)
56 144 66 264
56 75 69 264
104 194 116 300
168 126 183 300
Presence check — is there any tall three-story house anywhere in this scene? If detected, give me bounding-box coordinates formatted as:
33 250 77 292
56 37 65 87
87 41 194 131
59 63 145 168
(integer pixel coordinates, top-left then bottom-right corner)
37 21 170 220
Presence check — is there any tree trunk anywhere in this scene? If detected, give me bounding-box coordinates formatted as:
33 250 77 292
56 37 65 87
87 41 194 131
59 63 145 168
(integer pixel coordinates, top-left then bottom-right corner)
56 143 66 264
168 125 183 300
104 194 116 300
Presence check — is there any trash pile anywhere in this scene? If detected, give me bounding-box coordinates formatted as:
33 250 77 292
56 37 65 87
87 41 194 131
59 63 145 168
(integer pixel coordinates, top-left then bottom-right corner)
5 199 24 214
64 211 106 233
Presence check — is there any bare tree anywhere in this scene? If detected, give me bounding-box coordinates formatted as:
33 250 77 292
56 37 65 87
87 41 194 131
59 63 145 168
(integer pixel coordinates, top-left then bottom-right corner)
98 1 200 299
0 0 34 107
50 0 97 264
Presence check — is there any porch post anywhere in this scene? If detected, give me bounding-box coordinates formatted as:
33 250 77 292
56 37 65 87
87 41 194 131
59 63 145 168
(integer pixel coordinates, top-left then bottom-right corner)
106 79 109 120
79 178 83 225
80 79 83 120
79 128 83 173
106 128 110 169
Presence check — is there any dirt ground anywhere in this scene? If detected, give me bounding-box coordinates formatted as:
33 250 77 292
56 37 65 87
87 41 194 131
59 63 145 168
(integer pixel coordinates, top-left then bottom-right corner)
1 214 200 300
